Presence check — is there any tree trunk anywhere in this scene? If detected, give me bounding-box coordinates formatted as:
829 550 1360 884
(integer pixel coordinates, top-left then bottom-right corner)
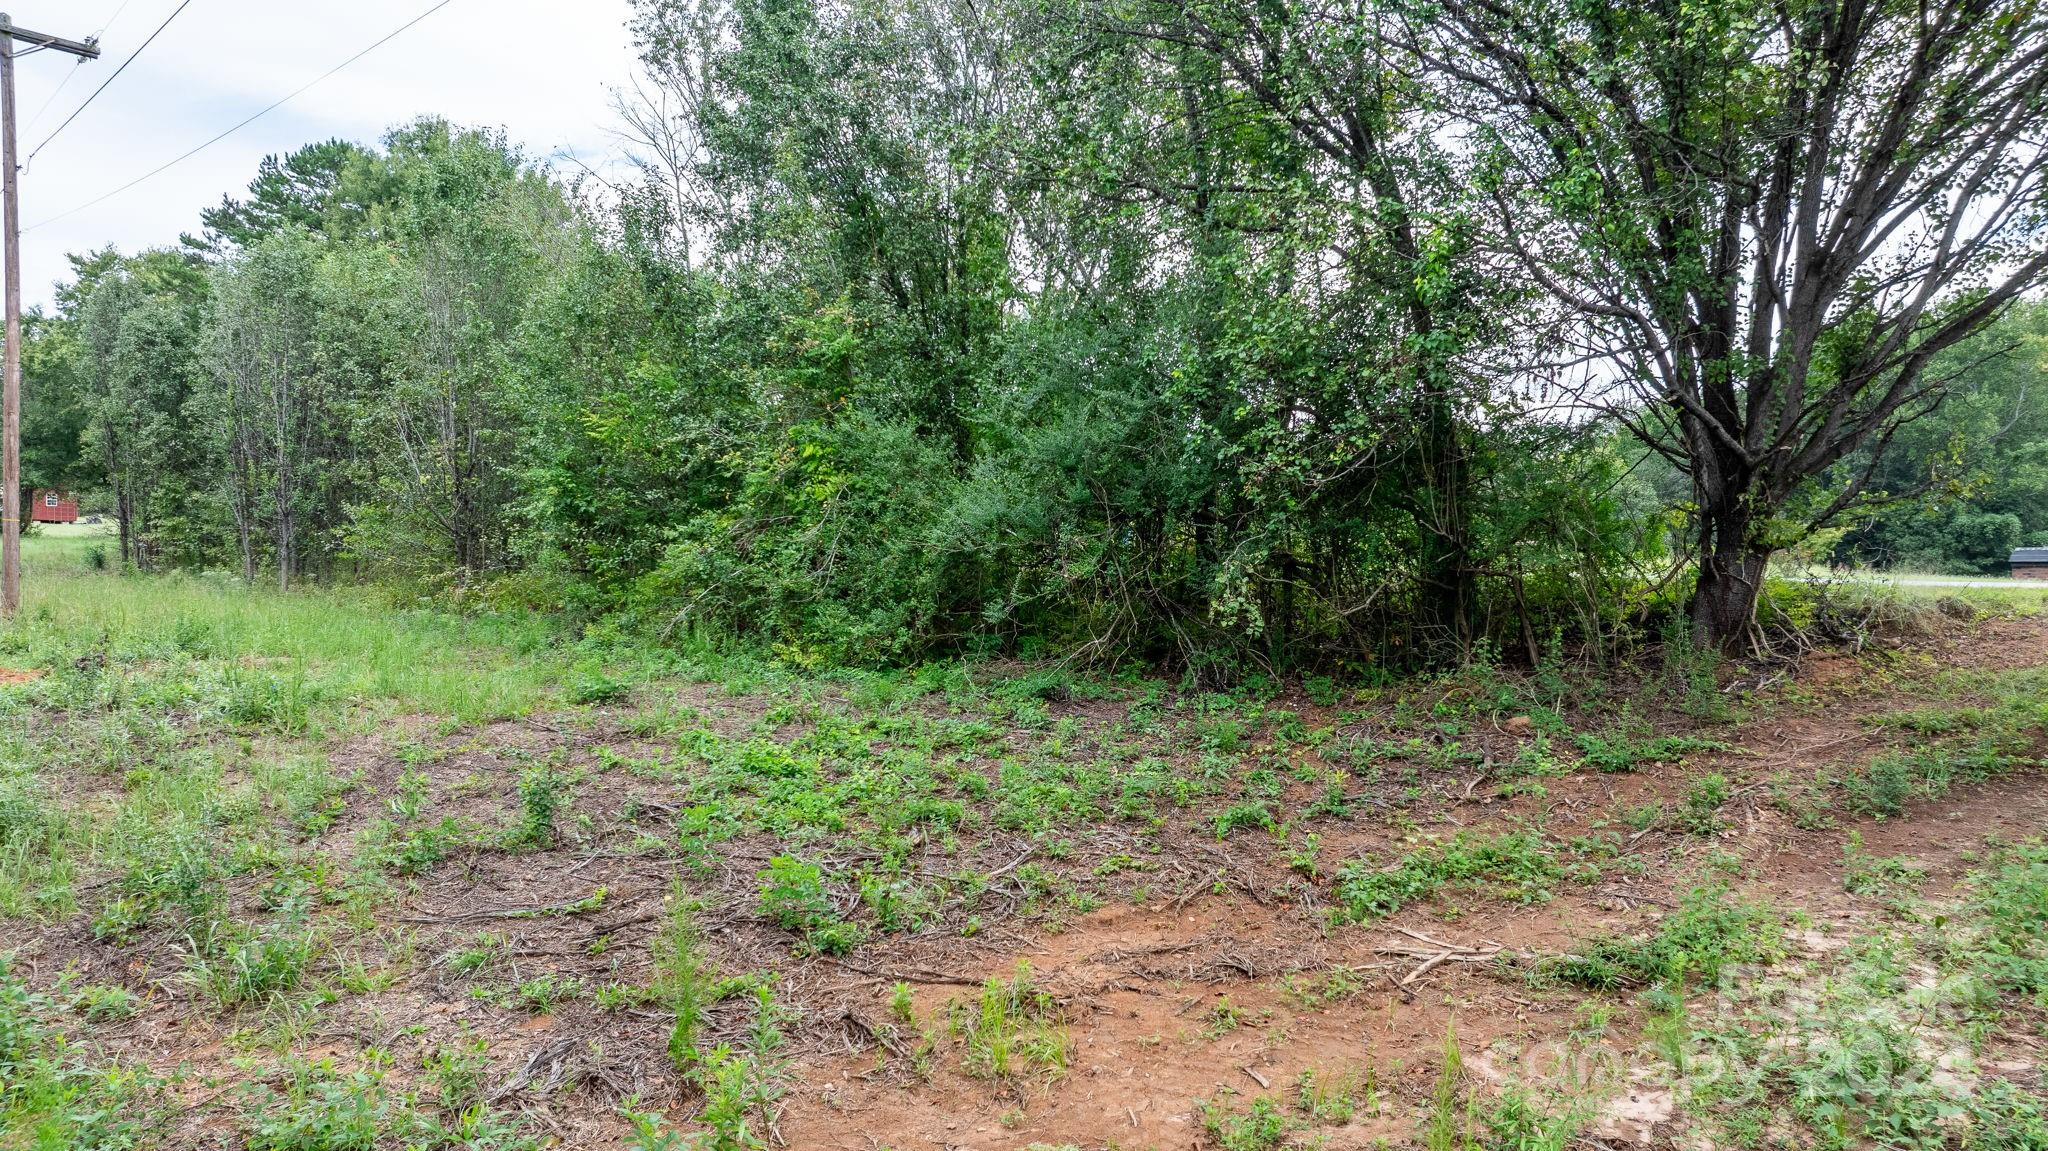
116 488 133 568
1690 506 1769 650
1412 384 1471 661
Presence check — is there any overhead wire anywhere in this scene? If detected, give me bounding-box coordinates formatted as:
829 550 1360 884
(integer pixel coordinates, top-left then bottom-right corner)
26 0 462 233
24 0 140 134
27 0 197 164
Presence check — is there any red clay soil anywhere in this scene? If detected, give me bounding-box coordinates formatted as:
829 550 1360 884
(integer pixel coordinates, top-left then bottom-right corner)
13 612 2048 1149
761 617 2048 1151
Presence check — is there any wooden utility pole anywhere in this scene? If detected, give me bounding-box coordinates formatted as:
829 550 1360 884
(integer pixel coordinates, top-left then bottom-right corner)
0 15 99 617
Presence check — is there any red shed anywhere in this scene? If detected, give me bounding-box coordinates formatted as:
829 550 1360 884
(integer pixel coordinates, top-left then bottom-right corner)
30 490 78 524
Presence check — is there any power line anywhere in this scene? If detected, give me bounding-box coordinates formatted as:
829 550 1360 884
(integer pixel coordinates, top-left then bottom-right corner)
24 0 140 135
95 0 142 39
26 0 461 233
27 0 195 164
22 56 88 135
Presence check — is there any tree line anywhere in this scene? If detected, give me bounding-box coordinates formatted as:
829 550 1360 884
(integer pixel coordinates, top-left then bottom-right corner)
22 0 2048 671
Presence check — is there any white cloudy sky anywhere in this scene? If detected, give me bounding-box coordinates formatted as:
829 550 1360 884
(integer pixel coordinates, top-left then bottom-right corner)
10 0 642 308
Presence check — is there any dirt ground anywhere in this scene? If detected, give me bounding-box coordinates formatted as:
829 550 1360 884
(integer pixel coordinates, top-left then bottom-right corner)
12 611 2048 1150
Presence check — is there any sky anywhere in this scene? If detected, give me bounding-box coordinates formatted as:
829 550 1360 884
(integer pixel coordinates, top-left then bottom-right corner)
7 0 642 309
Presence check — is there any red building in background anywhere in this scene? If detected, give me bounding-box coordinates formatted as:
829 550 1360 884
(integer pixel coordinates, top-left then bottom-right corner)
30 490 78 524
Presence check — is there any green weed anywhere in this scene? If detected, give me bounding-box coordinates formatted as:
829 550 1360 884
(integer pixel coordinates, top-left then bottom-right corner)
240 1057 413 1150
1573 731 1727 773
1200 996 1249 1038
513 973 583 1012
1676 774 1731 836
1198 1094 1291 1151
67 983 139 1021
1294 1066 1377 1124
509 767 569 849
189 918 321 1008
949 962 1069 1081
1536 886 1781 992
654 888 718 1067
1214 800 1276 840
423 1037 490 1113
447 932 506 975
1483 1086 1588 1151
757 856 861 955
684 987 790 1151
1840 832 1926 899
1426 1024 1470 1151
1332 832 1567 923
1961 839 2048 997
0 963 159 1147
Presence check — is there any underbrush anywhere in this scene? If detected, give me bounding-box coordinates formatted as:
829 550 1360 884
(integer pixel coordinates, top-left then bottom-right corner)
1759 578 2043 652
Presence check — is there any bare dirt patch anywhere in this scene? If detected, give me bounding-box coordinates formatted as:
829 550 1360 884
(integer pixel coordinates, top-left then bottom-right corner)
12 612 2048 1149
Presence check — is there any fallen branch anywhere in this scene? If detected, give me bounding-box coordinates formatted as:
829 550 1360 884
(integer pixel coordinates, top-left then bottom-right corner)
402 888 613 925
821 956 983 986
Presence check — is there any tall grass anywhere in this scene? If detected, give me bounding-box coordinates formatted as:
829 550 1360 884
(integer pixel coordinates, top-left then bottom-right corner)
8 532 576 722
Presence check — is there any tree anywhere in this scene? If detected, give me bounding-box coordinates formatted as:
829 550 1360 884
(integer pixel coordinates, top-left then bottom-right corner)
1102 0 1490 657
21 307 91 499
1838 303 2048 571
202 231 336 586
188 139 389 253
74 250 212 569
369 120 570 575
1428 0 2048 646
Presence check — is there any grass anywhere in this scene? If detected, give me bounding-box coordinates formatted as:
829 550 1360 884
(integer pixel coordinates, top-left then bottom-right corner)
6 532 591 723
948 962 1069 1081
0 959 161 1148
1640 841 2048 1150
1425 1024 1469 1151
187 917 322 1008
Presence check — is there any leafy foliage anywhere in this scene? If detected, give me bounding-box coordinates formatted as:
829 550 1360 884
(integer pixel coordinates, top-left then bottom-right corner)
22 0 2048 670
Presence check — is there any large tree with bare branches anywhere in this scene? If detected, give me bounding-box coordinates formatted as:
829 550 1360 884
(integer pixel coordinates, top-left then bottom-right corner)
1424 0 2048 646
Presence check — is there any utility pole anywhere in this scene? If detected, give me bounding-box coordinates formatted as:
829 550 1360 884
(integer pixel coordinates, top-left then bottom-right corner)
0 15 98 617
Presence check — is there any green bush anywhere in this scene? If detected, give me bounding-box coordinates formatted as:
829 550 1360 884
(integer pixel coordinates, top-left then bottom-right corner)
638 418 959 667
